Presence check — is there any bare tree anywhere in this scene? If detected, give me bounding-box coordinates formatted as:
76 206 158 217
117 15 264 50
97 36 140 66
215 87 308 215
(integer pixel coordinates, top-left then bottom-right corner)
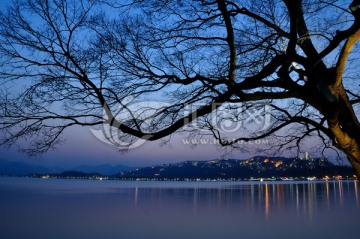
1 0 360 176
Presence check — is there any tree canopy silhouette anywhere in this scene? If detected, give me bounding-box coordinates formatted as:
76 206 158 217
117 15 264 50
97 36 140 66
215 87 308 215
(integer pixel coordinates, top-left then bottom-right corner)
1 0 360 176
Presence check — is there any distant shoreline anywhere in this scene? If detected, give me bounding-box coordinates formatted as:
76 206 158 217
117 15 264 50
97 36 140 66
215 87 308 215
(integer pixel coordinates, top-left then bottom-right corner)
1 174 358 183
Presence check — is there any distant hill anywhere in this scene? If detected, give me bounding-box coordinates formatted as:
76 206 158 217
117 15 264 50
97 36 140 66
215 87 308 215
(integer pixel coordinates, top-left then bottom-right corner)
1 156 355 179
56 171 105 178
0 159 132 176
122 156 355 180
0 159 62 176
71 164 132 176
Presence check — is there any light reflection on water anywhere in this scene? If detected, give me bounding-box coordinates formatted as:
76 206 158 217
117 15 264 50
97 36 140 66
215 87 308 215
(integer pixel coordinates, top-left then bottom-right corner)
0 178 359 239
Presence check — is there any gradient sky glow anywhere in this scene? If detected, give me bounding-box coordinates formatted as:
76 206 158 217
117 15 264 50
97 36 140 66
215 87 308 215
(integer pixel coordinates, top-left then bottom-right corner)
0 0 346 169
0 0 251 169
0 124 243 168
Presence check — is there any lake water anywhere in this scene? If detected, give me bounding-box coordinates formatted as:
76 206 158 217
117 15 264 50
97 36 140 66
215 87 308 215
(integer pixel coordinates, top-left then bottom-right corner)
0 178 359 239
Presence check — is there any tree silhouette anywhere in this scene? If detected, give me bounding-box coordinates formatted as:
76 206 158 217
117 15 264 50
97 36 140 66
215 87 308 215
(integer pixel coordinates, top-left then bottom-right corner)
1 0 360 176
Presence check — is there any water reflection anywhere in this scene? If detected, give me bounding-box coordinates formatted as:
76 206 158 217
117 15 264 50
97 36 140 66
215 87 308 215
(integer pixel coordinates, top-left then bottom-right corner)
265 183 269 219
355 181 359 208
126 181 360 222
0 179 359 239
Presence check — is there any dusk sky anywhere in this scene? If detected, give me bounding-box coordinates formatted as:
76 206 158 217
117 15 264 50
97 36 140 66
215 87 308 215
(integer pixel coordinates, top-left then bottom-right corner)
0 0 246 169
1 2 359 239
1 121 240 168
0 0 345 169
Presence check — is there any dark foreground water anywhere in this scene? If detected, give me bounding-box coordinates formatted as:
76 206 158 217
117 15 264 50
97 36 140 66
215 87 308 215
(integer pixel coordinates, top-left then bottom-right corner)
0 178 359 239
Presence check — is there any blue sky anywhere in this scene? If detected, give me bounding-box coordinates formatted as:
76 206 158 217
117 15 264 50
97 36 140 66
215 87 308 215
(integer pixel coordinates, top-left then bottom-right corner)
0 0 243 168
0 124 243 168
0 0 346 169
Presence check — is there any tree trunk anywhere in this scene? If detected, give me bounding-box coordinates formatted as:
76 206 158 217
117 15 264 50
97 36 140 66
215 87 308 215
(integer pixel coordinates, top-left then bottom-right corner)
347 153 360 178
333 126 360 178
328 85 360 178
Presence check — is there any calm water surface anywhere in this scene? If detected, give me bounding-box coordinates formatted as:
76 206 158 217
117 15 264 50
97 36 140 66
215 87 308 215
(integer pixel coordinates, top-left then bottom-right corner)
0 177 359 239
